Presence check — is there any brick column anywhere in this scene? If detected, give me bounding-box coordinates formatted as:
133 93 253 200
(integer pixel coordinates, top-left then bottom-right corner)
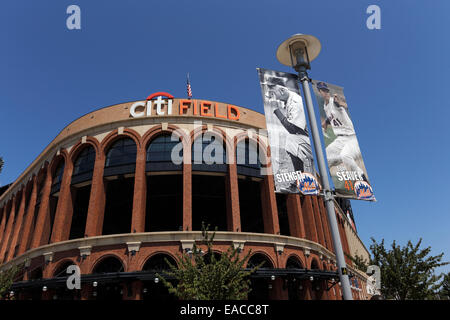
225 163 241 232
0 207 7 251
286 194 306 238
260 170 279 235
336 213 351 265
131 145 147 233
18 176 38 256
31 164 53 248
318 198 333 251
311 196 325 247
0 198 16 262
6 189 27 261
183 161 192 232
50 159 74 243
85 154 106 237
301 196 318 243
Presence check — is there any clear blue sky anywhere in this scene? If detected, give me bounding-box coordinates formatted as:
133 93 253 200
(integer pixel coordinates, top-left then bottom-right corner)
1 1 449 275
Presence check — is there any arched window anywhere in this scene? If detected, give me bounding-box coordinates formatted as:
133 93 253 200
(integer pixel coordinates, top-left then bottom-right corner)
92 256 124 274
51 160 65 194
286 256 306 300
142 254 177 271
104 138 137 176
48 159 65 244
69 146 96 240
146 134 183 171
72 146 96 184
141 254 178 301
237 139 264 234
192 133 227 172
310 259 320 270
103 139 135 235
53 161 65 185
203 251 222 265
286 256 303 269
53 261 75 278
247 253 273 269
247 254 273 300
236 139 261 177
91 256 124 301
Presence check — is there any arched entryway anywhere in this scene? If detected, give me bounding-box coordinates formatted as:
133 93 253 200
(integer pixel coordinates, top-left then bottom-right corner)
91 256 125 300
247 253 273 300
141 253 178 301
286 256 307 300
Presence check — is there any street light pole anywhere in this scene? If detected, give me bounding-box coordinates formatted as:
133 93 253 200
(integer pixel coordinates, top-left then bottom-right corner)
276 34 353 300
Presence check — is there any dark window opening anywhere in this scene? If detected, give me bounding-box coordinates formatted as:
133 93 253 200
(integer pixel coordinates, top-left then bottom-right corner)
69 184 91 240
13 245 19 258
276 193 290 236
192 175 227 231
91 257 124 301
286 257 306 301
104 138 136 177
142 254 178 301
236 139 262 177
23 187 32 217
203 251 222 265
248 278 270 300
192 134 227 173
145 175 182 232
247 254 273 301
94 284 123 301
247 253 273 269
92 257 124 274
146 134 183 172
142 254 177 271
29 267 43 280
239 179 264 233
26 203 40 251
286 256 303 269
18 187 33 250
53 261 75 278
35 178 45 206
72 146 96 184
310 259 320 270
51 161 65 195
47 194 58 243
103 177 134 235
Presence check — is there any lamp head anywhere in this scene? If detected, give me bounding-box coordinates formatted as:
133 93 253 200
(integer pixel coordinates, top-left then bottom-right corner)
276 34 321 72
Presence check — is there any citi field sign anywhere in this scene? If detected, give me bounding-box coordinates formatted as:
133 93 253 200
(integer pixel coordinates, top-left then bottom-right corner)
130 92 241 121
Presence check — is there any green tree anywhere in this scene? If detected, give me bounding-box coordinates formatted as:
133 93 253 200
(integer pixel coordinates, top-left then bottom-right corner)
438 272 450 299
369 238 448 300
0 157 3 174
157 223 261 300
347 253 369 273
0 264 22 299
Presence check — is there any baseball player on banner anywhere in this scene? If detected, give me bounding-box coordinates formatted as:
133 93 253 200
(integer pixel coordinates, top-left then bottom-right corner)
312 80 375 201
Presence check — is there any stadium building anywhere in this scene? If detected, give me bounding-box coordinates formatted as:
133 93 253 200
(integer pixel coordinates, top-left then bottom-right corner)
0 94 372 300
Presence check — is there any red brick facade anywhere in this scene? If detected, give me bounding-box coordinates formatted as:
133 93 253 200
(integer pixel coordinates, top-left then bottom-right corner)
0 98 370 300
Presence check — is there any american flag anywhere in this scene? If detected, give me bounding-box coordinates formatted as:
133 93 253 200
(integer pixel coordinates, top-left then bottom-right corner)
187 73 192 99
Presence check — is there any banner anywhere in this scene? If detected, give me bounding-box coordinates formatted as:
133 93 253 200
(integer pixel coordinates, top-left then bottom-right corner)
257 68 318 195
311 80 375 201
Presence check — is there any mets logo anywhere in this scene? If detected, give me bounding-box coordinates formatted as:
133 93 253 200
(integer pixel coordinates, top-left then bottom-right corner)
354 181 375 200
296 173 319 195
